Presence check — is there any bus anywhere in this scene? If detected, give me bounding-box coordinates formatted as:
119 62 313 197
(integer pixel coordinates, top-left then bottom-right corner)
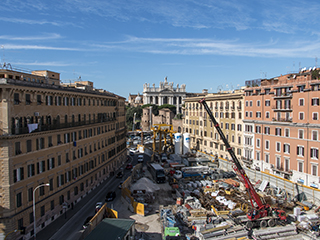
148 163 166 183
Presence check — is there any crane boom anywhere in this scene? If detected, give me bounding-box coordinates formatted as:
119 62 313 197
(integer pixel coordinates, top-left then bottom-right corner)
199 99 263 208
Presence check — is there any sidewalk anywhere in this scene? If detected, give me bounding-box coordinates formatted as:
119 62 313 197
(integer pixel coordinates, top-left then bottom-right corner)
36 175 115 240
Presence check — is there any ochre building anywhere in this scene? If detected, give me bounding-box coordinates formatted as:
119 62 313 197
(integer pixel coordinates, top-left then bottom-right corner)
182 90 244 161
0 69 126 239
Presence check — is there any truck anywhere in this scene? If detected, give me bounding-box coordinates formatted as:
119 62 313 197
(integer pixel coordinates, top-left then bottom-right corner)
199 98 287 229
148 163 166 183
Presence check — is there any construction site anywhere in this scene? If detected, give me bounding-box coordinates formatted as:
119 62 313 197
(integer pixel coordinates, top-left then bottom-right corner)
84 100 320 240
130 99 320 240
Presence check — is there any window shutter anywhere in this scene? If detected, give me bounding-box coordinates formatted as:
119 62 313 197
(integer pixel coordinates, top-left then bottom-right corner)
13 170 17 183
20 167 24 180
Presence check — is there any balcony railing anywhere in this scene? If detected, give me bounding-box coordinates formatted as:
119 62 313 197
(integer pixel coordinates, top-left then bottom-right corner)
272 105 293 111
9 117 117 136
272 117 292 122
273 93 292 99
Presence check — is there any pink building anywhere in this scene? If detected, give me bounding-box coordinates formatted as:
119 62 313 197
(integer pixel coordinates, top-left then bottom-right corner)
244 68 320 187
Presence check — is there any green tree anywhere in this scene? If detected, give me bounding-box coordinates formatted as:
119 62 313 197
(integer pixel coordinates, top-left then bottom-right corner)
159 104 176 114
141 104 159 116
126 106 142 130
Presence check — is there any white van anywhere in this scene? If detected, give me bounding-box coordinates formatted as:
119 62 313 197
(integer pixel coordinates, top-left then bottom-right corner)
137 155 144 163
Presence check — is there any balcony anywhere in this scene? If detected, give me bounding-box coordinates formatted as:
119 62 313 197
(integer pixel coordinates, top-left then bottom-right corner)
8 117 117 136
237 106 242 110
272 105 293 112
272 117 292 123
231 106 235 111
273 93 292 99
220 107 224 110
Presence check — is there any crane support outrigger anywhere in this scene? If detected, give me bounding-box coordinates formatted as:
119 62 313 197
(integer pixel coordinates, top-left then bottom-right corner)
199 98 286 228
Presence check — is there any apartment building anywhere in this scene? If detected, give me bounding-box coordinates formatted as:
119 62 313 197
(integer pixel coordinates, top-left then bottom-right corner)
0 68 127 239
182 91 244 161
244 68 320 187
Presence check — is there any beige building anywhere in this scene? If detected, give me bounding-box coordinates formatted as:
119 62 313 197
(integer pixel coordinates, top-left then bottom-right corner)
244 68 320 186
182 90 244 160
0 69 126 239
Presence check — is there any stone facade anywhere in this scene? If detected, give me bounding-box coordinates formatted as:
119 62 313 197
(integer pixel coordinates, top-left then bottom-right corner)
0 69 126 239
141 107 182 133
143 77 186 113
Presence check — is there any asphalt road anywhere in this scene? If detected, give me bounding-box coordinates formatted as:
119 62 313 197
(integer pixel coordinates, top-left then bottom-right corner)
37 152 143 240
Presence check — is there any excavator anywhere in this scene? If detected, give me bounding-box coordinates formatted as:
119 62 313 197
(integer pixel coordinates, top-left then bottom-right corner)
199 98 287 228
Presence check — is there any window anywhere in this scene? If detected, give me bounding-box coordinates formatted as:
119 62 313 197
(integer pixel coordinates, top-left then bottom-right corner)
27 164 35 177
298 130 304 139
26 94 31 105
41 205 45 216
257 100 260 107
256 151 260 160
265 140 270 150
310 148 319 159
13 167 24 182
265 100 270 106
46 96 53 105
28 187 33 202
312 131 318 141
264 127 270 135
15 142 21 155
26 139 32 152
265 154 269 163
276 142 281 152
312 165 318 176
14 93 20 104
283 143 290 154
47 158 55 170
275 128 281 136
256 112 261 118
276 156 281 169
237 124 242 131
297 146 304 157
256 126 261 133
48 136 53 147
299 98 304 106
36 138 45 150
37 160 45 174
37 95 42 105
265 112 270 118
256 139 260 148
16 192 22 207
311 98 320 106
51 200 54 210
299 112 304 120
312 112 318 120
298 162 303 172
285 128 290 137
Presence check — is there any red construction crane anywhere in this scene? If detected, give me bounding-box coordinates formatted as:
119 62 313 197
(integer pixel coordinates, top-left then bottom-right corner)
199 98 286 228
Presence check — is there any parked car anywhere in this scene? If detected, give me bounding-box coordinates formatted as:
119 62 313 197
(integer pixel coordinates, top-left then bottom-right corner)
82 216 94 229
105 191 116 201
126 163 133 169
95 202 103 213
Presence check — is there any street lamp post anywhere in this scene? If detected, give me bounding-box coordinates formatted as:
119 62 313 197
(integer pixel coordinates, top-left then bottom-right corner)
33 183 50 240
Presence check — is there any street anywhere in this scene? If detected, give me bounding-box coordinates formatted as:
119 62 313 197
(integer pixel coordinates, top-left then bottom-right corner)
37 152 145 240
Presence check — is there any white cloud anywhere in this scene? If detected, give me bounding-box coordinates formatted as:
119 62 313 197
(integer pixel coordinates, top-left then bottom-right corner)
3 44 81 51
0 33 62 41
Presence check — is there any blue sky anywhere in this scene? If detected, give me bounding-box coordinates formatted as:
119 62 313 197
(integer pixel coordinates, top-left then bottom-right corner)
1 0 320 99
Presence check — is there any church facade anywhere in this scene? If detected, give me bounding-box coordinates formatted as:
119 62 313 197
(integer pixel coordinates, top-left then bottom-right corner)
143 77 186 113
